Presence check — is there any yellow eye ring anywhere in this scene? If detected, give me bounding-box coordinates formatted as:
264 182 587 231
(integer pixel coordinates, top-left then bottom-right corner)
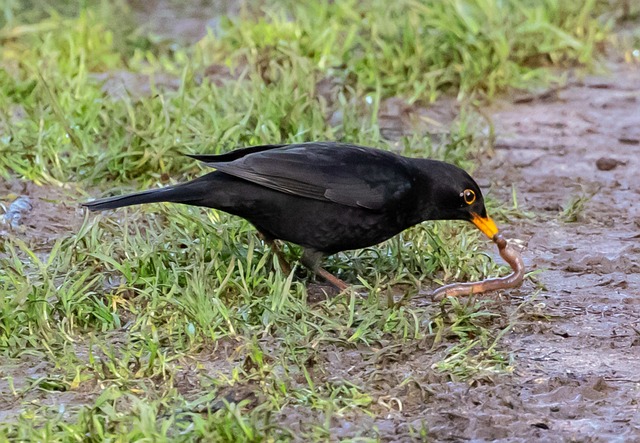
462 189 476 205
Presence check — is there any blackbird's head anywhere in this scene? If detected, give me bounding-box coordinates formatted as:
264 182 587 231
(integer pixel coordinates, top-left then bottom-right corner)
425 162 499 239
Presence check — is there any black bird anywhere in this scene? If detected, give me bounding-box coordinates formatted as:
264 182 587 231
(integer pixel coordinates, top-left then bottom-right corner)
83 142 499 289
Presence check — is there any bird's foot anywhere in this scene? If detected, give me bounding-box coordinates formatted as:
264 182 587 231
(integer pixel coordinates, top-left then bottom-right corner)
315 267 349 292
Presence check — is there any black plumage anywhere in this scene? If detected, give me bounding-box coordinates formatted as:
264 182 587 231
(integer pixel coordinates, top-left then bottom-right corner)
83 142 499 289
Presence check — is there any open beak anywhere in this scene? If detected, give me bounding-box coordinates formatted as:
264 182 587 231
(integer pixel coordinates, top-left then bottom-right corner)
471 213 499 239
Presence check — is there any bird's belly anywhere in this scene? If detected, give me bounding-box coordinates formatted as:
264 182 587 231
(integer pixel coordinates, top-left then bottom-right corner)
248 201 414 254
197 173 419 254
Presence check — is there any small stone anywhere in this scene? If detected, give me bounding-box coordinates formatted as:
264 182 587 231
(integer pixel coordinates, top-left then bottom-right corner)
595 157 620 171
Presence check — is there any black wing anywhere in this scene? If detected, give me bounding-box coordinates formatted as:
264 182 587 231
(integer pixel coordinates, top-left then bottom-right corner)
194 142 415 210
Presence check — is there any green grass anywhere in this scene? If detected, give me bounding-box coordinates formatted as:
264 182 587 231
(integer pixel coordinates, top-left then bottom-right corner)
560 189 596 223
0 0 619 440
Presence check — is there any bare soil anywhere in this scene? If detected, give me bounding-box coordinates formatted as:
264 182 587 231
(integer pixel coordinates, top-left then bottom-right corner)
461 61 640 441
0 180 85 245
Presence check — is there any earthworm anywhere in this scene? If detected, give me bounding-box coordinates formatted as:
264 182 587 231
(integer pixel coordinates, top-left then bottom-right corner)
431 233 525 300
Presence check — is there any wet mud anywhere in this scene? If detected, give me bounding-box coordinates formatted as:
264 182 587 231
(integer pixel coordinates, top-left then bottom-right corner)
0 180 85 245
462 61 640 441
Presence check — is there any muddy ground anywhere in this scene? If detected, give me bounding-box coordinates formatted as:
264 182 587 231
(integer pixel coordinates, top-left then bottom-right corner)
464 61 640 441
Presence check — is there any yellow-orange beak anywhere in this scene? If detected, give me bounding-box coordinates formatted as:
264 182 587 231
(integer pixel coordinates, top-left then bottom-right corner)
471 213 499 239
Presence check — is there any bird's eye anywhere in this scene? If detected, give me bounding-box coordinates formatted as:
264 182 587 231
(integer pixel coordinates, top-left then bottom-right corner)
461 189 476 205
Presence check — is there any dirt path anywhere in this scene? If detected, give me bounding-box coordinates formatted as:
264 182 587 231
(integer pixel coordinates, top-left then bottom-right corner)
445 61 640 441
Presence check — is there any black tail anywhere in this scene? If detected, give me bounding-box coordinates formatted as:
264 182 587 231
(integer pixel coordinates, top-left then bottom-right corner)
83 180 208 212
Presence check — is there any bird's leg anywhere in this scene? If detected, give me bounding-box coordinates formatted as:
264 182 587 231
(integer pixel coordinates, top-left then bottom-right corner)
301 249 348 291
315 267 349 291
258 233 292 274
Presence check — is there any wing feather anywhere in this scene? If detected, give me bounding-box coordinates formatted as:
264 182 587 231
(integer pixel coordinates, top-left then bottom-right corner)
199 143 414 210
